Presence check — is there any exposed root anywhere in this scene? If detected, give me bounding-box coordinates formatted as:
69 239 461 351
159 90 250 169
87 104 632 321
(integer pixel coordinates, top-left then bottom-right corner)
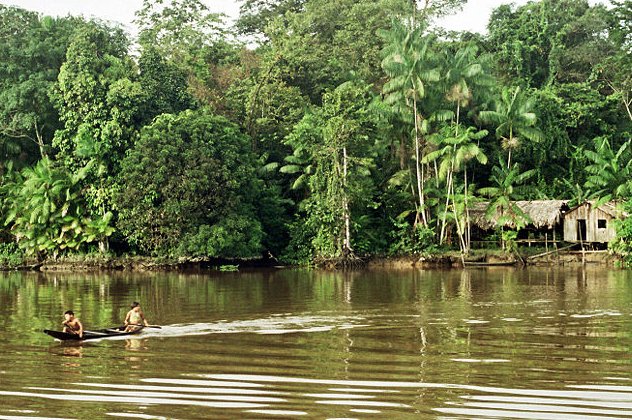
316 252 367 270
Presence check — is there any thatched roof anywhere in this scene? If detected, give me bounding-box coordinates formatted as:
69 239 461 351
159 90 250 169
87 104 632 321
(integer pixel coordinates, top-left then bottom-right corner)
469 200 570 230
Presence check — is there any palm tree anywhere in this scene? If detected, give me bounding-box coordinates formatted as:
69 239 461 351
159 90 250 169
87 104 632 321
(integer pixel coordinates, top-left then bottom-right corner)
424 126 487 251
439 43 493 251
479 86 543 168
444 43 494 133
380 20 440 228
478 159 536 251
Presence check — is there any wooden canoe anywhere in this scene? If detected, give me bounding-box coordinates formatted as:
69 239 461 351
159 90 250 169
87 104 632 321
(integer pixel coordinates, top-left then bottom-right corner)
43 325 144 341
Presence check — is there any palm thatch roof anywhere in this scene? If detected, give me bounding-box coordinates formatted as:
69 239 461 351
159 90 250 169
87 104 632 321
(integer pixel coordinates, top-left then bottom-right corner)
469 200 570 230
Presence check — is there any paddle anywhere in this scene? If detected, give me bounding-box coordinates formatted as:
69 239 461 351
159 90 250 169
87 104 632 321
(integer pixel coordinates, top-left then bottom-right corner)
129 324 162 329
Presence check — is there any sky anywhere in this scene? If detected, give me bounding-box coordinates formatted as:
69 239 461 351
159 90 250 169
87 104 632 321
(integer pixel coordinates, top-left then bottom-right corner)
0 0 610 37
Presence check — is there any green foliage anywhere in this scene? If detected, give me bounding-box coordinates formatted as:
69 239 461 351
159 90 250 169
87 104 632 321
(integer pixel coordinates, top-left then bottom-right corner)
388 219 436 255
478 159 536 231
487 0 596 87
0 1 628 264
0 7 81 167
1 158 114 257
501 229 518 254
0 242 24 268
136 0 225 60
51 22 138 169
479 86 543 168
583 137 632 201
179 215 264 258
266 0 413 101
282 80 380 259
236 0 306 36
612 200 632 266
115 109 262 258
380 20 441 124
137 47 195 123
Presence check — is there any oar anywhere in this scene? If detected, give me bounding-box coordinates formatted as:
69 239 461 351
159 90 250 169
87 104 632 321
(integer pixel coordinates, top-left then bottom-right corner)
129 324 162 329
83 330 108 336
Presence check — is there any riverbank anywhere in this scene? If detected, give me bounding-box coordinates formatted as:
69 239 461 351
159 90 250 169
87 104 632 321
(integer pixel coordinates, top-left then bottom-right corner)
0 254 277 272
0 247 624 272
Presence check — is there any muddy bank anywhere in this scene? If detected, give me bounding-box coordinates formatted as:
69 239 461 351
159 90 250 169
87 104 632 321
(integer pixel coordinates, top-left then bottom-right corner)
3 255 277 272
1 250 623 272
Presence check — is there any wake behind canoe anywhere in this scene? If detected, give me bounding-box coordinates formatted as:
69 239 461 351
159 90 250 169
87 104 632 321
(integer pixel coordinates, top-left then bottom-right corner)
43 325 144 341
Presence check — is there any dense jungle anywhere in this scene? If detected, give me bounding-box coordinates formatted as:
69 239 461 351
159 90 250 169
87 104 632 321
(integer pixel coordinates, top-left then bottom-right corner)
0 0 630 267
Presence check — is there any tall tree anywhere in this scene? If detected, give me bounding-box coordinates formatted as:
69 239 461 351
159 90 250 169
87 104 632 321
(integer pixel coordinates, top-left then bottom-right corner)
282 80 379 260
51 22 141 250
438 42 493 246
487 0 593 87
264 0 413 102
479 86 543 168
0 7 81 168
135 0 242 110
424 125 487 251
380 20 441 227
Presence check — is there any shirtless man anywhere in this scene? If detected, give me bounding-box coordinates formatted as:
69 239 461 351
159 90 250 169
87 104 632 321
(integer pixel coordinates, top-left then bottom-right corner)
62 310 83 338
124 302 149 332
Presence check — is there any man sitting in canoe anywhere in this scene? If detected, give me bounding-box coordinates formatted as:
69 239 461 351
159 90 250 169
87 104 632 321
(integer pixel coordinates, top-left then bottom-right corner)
62 310 83 338
124 301 150 332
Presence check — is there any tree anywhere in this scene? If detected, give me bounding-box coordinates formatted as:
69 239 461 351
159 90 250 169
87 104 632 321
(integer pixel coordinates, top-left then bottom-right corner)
51 23 141 247
612 199 632 266
115 109 263 258
380 20 441 227
137 47 195 124
282 80 379 260
478 159 536 252
479 86 543 168
436 42 493 248
236 0 306 36
487 0 593 87
424 125 487 251
593 0 632 122
265 0 414 102
135 0 237 110
0 7 82 168
135 0 225 62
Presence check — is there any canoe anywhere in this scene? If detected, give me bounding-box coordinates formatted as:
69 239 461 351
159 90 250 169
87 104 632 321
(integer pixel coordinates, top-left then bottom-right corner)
43 325 144 341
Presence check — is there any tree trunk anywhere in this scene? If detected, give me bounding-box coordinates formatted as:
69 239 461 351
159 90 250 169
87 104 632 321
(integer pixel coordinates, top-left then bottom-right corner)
342 146 352 254
464 167 471 253
507 126 513 168
34 122 48 159
413 97 427 228
439 169 452 244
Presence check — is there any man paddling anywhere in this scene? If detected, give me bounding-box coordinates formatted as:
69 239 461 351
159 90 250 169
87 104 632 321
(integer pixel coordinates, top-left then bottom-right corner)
62 310 83 338
124 301 150 332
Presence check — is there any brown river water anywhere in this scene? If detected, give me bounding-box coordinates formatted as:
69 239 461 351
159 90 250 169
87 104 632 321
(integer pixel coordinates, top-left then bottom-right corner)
0 267 631 419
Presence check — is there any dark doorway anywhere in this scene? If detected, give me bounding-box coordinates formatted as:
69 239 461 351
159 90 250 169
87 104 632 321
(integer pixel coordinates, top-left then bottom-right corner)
577 219 587 241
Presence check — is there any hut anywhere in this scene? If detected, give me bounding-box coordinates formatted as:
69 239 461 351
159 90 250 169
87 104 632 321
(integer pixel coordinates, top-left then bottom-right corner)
469 200 569 244
563 201 627 244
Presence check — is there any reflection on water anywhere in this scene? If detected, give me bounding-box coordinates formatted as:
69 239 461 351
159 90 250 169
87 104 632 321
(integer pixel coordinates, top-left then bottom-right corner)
0 267 631 418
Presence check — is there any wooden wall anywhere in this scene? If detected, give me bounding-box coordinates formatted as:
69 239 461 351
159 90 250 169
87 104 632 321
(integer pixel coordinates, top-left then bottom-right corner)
563 204 617 243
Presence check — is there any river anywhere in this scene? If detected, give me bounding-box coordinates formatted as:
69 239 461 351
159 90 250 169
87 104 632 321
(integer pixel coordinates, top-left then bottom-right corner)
0 267 631 419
